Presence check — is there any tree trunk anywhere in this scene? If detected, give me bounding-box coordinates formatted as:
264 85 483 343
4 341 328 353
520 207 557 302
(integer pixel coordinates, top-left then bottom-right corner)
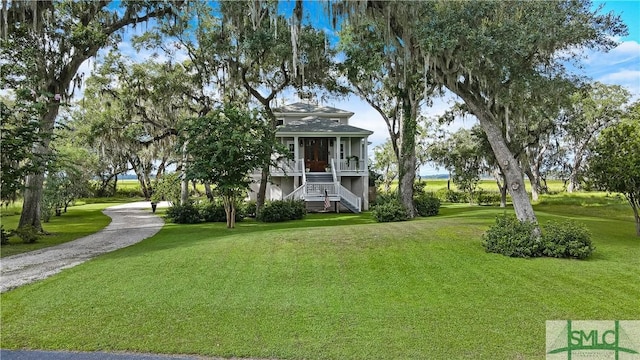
629 194 640 237
204 182 214 201
567 145 586 193
18 173 45 232
524 166 539 202
462 99 539 229
180 142 189 205
397 92 418 218
256 165 269 216
493 169 508 208
18 103 57 232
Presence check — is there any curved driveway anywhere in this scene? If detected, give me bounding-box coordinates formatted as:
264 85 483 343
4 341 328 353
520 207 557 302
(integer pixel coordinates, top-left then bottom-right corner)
0 202 168 293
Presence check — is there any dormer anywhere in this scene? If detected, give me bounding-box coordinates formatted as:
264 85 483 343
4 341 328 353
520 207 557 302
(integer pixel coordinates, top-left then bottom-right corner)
273 102 354 126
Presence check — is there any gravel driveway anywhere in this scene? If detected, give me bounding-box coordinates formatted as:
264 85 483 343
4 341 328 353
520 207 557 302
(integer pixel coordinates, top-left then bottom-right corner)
0 201 169 293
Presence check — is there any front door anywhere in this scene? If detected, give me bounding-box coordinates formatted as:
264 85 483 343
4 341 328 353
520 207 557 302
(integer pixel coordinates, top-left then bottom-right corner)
304 138 329 172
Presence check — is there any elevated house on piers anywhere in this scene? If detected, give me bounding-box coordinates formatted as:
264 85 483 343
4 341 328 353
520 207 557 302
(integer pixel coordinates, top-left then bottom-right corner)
249 102 373 212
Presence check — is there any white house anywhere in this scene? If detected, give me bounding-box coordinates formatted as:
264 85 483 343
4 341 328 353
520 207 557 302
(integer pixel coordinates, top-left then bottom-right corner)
248 102 373 212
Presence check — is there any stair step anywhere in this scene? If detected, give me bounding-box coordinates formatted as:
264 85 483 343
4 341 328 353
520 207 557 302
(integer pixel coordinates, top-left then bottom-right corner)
306 173 334 182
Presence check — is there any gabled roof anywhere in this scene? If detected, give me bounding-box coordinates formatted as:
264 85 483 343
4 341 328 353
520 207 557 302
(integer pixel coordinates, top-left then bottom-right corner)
277 116 373 135
273 102 354 117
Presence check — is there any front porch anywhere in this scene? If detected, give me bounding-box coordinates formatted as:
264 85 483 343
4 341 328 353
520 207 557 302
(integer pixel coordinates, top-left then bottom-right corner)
268 158 366 177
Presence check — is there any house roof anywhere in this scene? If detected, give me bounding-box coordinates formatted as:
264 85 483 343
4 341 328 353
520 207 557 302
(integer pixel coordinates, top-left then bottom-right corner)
277 116 373 135
273 102 354 117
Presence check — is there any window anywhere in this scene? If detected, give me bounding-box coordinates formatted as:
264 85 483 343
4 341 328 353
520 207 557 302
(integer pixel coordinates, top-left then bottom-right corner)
340 142 345 160
277 118 284 126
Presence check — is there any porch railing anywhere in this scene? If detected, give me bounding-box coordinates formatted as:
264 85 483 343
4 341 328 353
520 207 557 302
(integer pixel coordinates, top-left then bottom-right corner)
306 182 337 197
270 158 304 175
338 159 365 172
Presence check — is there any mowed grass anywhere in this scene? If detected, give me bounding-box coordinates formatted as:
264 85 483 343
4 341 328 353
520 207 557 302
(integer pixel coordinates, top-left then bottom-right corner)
0 202 115 258
2 195 639 359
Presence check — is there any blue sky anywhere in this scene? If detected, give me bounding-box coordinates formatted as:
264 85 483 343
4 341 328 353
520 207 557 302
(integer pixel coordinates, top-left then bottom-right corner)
89 1 640 175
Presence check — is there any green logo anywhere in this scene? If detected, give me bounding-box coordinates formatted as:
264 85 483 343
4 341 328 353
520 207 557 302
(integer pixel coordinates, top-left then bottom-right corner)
547 320 640 359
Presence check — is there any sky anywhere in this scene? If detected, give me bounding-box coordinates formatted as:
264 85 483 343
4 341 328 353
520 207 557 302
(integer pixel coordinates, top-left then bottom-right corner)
84 1 640 176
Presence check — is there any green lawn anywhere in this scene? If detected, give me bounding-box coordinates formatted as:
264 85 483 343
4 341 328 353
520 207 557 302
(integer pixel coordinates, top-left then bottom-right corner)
0 202 115 258
1 195 638 359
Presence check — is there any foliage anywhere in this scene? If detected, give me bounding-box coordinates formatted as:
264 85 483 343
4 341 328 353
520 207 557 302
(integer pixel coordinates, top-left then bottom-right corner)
482 214 542 258
257 200 306 223
474 190 503 206
414 193 440 217
561 83 631 192
435 188 469 204
371 190 399 207
0 92 51 202
372 201 409 223
182 106 274 228
428 128 482 200
165 203 201 224
1 226 10 245
3 0 183 231
588 103 640 236
198 201 244 223
13 225 39 244
151 172 182 205
542 221 594 259
243 201 257 218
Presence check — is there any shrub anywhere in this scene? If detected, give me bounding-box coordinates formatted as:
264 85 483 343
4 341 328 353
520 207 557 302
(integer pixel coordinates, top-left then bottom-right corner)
14 225 39 244
198 201 244 223
166 203 202 224
1 226 10 245
371 191 398 208
414 193 440 217
435 188 468 203
257 200 306 223
542 221 594 259
482 214 542 258
474 190 502 206
372 201 409 222
115 188 143 198
243 201 257 218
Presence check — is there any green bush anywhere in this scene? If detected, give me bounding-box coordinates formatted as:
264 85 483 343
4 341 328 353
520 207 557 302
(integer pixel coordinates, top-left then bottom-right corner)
482 214 542 258
243 201 257 218
474 190 502 206
257 200 306 223
115 188 143 198
372 201 409 222
435 188 469 203
414 193 440 217
1 226 10 245
542 221 594 259
14 225 39 244
371 191 398 208
198 201 244 223
166 203 202 224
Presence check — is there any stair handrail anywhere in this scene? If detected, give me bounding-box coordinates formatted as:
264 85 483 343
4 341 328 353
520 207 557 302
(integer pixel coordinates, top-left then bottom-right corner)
330 158 338 183
284 183 306 200
301 158 307 185
339 184 361 212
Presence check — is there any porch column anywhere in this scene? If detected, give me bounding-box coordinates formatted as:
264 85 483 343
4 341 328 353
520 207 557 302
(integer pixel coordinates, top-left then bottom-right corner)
294 135 299 172
335 136 341 173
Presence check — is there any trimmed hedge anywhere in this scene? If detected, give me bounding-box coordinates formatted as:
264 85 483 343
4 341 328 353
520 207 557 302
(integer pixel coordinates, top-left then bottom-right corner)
372 201 409 222
257 200 306 222
542 221 594 259
482 214 542 258
414 193 441 217
482 214 594 259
